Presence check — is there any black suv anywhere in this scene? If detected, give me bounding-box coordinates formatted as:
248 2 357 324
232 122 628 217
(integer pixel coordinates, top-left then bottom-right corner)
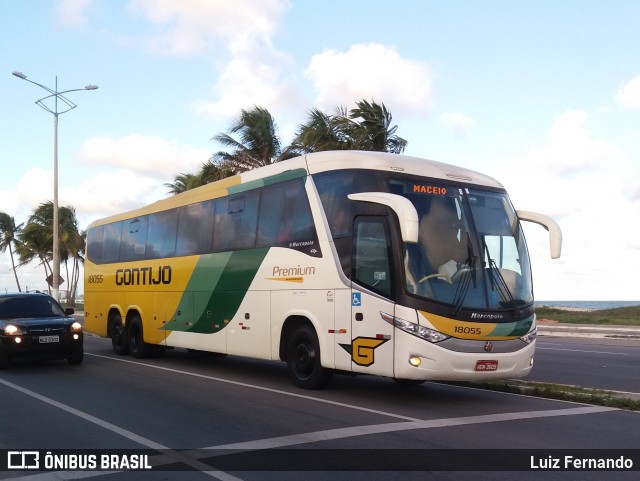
0 292 83 368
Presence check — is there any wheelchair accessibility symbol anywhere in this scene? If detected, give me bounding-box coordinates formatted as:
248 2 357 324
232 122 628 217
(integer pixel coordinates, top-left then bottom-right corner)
352 292 361 306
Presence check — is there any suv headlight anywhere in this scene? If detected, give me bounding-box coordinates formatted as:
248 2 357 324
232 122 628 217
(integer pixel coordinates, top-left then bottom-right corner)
70 321 83 332
4 324 24 336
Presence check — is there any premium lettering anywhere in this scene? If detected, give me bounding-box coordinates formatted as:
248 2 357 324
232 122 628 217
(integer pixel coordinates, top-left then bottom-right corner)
272 265 316 277
115 266 172 286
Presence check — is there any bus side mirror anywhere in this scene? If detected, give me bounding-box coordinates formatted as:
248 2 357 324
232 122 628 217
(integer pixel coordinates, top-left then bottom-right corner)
348 192 419 244
517 210 562 259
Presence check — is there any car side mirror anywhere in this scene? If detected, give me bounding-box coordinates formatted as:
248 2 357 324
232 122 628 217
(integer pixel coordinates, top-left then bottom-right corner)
64 307 75 316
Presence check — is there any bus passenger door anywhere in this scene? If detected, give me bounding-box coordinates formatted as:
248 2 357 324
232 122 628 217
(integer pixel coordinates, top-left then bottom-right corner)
349 217 395 378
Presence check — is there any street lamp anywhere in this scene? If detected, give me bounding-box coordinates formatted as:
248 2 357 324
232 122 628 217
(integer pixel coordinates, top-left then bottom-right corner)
12 71 98 301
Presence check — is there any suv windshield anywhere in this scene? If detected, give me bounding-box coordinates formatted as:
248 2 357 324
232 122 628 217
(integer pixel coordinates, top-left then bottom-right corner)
399 180 533 312
0 295 66 319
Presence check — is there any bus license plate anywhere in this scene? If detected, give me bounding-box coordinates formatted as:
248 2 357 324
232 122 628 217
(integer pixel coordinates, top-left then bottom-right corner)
475 360 498 371
39 335 60 344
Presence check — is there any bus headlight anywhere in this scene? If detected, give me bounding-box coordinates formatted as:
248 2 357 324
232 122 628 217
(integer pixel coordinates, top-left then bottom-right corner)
381 312 450 343
520 328 537 344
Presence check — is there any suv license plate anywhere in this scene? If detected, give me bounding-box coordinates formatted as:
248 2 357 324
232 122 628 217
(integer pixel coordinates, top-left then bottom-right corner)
39 335 60 344
475 360 498 371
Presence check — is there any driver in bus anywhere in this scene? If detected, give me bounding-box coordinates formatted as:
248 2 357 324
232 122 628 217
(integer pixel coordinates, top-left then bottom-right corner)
406 195 467 295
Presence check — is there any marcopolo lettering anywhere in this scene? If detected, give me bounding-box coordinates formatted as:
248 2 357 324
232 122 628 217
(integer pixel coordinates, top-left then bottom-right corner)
115 266 172 286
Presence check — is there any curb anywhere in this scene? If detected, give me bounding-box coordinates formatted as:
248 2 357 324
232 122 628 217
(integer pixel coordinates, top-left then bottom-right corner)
537 324 640 340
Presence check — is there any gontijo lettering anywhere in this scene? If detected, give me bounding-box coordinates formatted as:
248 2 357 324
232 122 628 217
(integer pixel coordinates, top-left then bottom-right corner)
115 266 172 286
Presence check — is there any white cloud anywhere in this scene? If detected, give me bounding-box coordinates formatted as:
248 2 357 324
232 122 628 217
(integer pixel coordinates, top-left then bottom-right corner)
616 75 640 109
128 0 290 56
439 113 475 137
495 110 638 300
194 56 301 118
79 135 210 179
520 110 623 180
15 167 55 212
62 170 165 227
55 0 93 27
305 43 433 114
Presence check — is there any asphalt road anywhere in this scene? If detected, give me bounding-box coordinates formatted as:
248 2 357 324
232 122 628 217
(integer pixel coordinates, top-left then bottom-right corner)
531 336 640 393
1 334 639 480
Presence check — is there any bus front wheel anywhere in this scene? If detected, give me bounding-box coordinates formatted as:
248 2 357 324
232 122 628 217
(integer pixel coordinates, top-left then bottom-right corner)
286 325 332 389
127 316 155 359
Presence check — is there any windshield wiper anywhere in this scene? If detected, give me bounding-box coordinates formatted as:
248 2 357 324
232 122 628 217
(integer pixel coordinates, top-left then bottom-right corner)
452 233 477 316
483 239 521 319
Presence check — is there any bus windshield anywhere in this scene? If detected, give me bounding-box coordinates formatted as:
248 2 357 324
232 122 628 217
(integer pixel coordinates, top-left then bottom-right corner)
399 180 533 313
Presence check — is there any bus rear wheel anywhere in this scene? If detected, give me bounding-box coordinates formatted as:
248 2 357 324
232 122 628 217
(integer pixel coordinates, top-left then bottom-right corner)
286 324 332 389
111 314 129 355
127 316 155 359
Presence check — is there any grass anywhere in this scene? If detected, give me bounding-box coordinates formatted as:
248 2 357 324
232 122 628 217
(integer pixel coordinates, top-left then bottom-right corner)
535 306 640 326
465 380 640 411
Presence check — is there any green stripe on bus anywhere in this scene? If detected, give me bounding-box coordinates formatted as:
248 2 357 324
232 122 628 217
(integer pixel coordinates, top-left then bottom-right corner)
227 168 308 195
166 248 270 334
488 315 534 337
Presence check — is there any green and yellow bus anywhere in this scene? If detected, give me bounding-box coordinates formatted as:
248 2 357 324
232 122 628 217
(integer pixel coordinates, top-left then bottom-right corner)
84 150 561 388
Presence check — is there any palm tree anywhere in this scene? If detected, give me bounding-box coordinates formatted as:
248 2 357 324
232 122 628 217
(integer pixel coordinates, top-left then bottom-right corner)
288 100 407 155
17 219 53 292
165 161 236 195
167 101 407 195
0 212 23 292
17 202 84 302
212 106 283 173
58 206 84 305
165 172 206 195
284 107 350 157
346 100 407 154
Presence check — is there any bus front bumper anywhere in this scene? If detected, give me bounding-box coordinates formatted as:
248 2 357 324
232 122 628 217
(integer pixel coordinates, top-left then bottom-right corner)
393 330 536 382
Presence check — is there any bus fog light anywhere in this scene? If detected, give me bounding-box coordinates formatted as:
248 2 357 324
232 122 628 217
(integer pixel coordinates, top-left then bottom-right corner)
409 356 421 367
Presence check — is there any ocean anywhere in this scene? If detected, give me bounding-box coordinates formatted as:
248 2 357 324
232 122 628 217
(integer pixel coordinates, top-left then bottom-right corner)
535 300 640 310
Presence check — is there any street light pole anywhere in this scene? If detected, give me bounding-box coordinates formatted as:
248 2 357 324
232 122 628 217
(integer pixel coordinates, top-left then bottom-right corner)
12 71 98 301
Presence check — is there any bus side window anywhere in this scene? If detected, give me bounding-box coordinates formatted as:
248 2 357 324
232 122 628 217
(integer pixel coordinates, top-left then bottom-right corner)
86 225 104 264
213 191 259 252
176 200 216 256
257 179 315 247
353 217 392 297
146 209 179 259
102 221 122 264
120 217 148 261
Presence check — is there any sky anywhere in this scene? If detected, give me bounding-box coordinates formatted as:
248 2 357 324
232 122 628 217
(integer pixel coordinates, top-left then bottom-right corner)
1 0 639 300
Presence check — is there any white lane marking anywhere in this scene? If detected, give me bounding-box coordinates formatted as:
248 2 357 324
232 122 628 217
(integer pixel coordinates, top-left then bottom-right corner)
537 347 629 355
87 352 422 422
0 377 243 481
198 406 615 451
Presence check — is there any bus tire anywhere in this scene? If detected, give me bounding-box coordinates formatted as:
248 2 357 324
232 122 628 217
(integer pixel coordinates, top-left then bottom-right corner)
127 315 154 359
111 314 129 355
286 324 332 389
